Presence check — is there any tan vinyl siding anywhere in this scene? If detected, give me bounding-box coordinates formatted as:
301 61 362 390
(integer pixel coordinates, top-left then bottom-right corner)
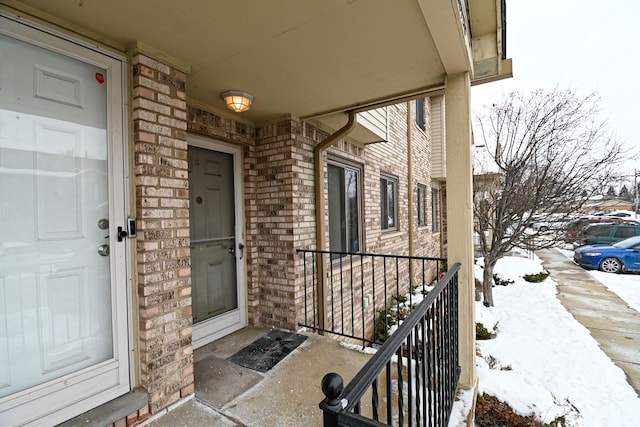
357 107 388 141
430 96 446 180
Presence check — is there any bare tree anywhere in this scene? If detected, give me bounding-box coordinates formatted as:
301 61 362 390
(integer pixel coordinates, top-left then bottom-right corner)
474 89 628 306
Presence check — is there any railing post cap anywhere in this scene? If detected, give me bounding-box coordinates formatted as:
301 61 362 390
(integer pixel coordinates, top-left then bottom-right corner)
321 372 344 407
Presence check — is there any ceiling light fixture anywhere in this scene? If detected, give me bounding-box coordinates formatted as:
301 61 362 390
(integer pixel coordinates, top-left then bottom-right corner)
221 90 253 113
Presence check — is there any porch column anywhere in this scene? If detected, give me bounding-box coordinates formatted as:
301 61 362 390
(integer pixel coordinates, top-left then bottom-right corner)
444 72 476 389
131 49 194 413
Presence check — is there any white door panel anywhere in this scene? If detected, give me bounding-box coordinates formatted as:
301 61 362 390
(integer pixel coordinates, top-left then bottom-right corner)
0 15 129 425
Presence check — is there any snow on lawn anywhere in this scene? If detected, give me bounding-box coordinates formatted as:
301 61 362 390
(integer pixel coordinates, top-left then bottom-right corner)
473 255 640 427
585 271 640 313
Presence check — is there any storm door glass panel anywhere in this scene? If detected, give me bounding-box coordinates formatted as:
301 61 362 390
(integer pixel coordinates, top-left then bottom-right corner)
0 33 113 398
189 147 237 323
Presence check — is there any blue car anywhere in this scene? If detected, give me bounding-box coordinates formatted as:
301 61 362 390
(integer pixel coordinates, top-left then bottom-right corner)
573 235 640 273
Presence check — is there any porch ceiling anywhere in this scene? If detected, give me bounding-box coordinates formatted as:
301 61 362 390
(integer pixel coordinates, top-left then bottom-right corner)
2 0 508 126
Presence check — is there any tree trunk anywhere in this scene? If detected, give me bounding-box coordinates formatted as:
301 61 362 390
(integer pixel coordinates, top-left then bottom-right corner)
482 260 496 307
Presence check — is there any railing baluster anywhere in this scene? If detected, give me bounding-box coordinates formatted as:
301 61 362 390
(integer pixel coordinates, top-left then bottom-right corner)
427 306 434 427
407 331 413 426
372 377 379 421
361 254 365 348
350 254 355 337
372 255 377 343
386 361 393 424
330 254 335 333
421 258 426 296
303 253 309 327
413 326 421 427
383 256 388 342
420 317 427 427
338 255 342 335
397 346 404 427
435 294 444 425
395 257 400 322
410 259 415 311
312 254 317 328
299 250 460 427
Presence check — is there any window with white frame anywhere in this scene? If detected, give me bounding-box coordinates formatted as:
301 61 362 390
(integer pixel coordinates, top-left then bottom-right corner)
328 159 362 256
380 174 398 231
417 184 426 226
432 188 440 232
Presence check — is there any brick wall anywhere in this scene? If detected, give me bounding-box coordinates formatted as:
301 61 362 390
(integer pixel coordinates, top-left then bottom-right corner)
252 121 322 329
132 52 193 413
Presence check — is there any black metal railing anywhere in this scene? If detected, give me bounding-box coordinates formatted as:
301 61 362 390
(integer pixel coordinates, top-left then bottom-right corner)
319 264 461 427
297 249 447 346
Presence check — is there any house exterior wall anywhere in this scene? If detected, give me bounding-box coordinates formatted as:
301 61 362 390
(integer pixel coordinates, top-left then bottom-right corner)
325 102 441 258
186 100 442 344
318 101 443 340
0 14 447 423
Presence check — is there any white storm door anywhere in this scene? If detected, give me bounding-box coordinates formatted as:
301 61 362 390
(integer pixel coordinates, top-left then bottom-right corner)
0 16 130 426
188 137 246 348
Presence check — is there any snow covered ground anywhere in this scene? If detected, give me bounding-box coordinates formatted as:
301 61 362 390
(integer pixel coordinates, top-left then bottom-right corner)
451 251 640 426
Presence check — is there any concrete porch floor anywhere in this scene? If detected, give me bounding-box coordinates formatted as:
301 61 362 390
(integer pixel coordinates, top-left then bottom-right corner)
143 327 372 427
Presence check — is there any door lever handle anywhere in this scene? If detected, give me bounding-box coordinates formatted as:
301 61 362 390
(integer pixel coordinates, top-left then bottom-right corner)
117 226 128 242
238 243 244 259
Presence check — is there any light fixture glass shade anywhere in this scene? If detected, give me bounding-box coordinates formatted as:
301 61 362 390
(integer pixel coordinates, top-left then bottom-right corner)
221 90 253 113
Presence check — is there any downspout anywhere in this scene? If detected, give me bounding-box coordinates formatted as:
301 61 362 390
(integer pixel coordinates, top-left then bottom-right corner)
314 110 358 331
407 101 414 256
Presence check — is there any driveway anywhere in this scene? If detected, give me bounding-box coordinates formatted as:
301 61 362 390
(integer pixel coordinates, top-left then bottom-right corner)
538 248 640 397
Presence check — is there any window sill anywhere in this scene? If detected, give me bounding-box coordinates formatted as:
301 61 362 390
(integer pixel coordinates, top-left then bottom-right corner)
329 254 373 271
380 230 403 239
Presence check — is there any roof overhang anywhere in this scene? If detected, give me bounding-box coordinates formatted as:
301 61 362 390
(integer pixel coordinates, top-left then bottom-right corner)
1 0 511 135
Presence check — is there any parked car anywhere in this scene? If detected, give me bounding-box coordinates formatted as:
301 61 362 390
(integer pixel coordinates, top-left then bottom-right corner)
609 211 632 217
573 235 640 273
573 223 640 248
565 216 640 243
529 214 571 233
